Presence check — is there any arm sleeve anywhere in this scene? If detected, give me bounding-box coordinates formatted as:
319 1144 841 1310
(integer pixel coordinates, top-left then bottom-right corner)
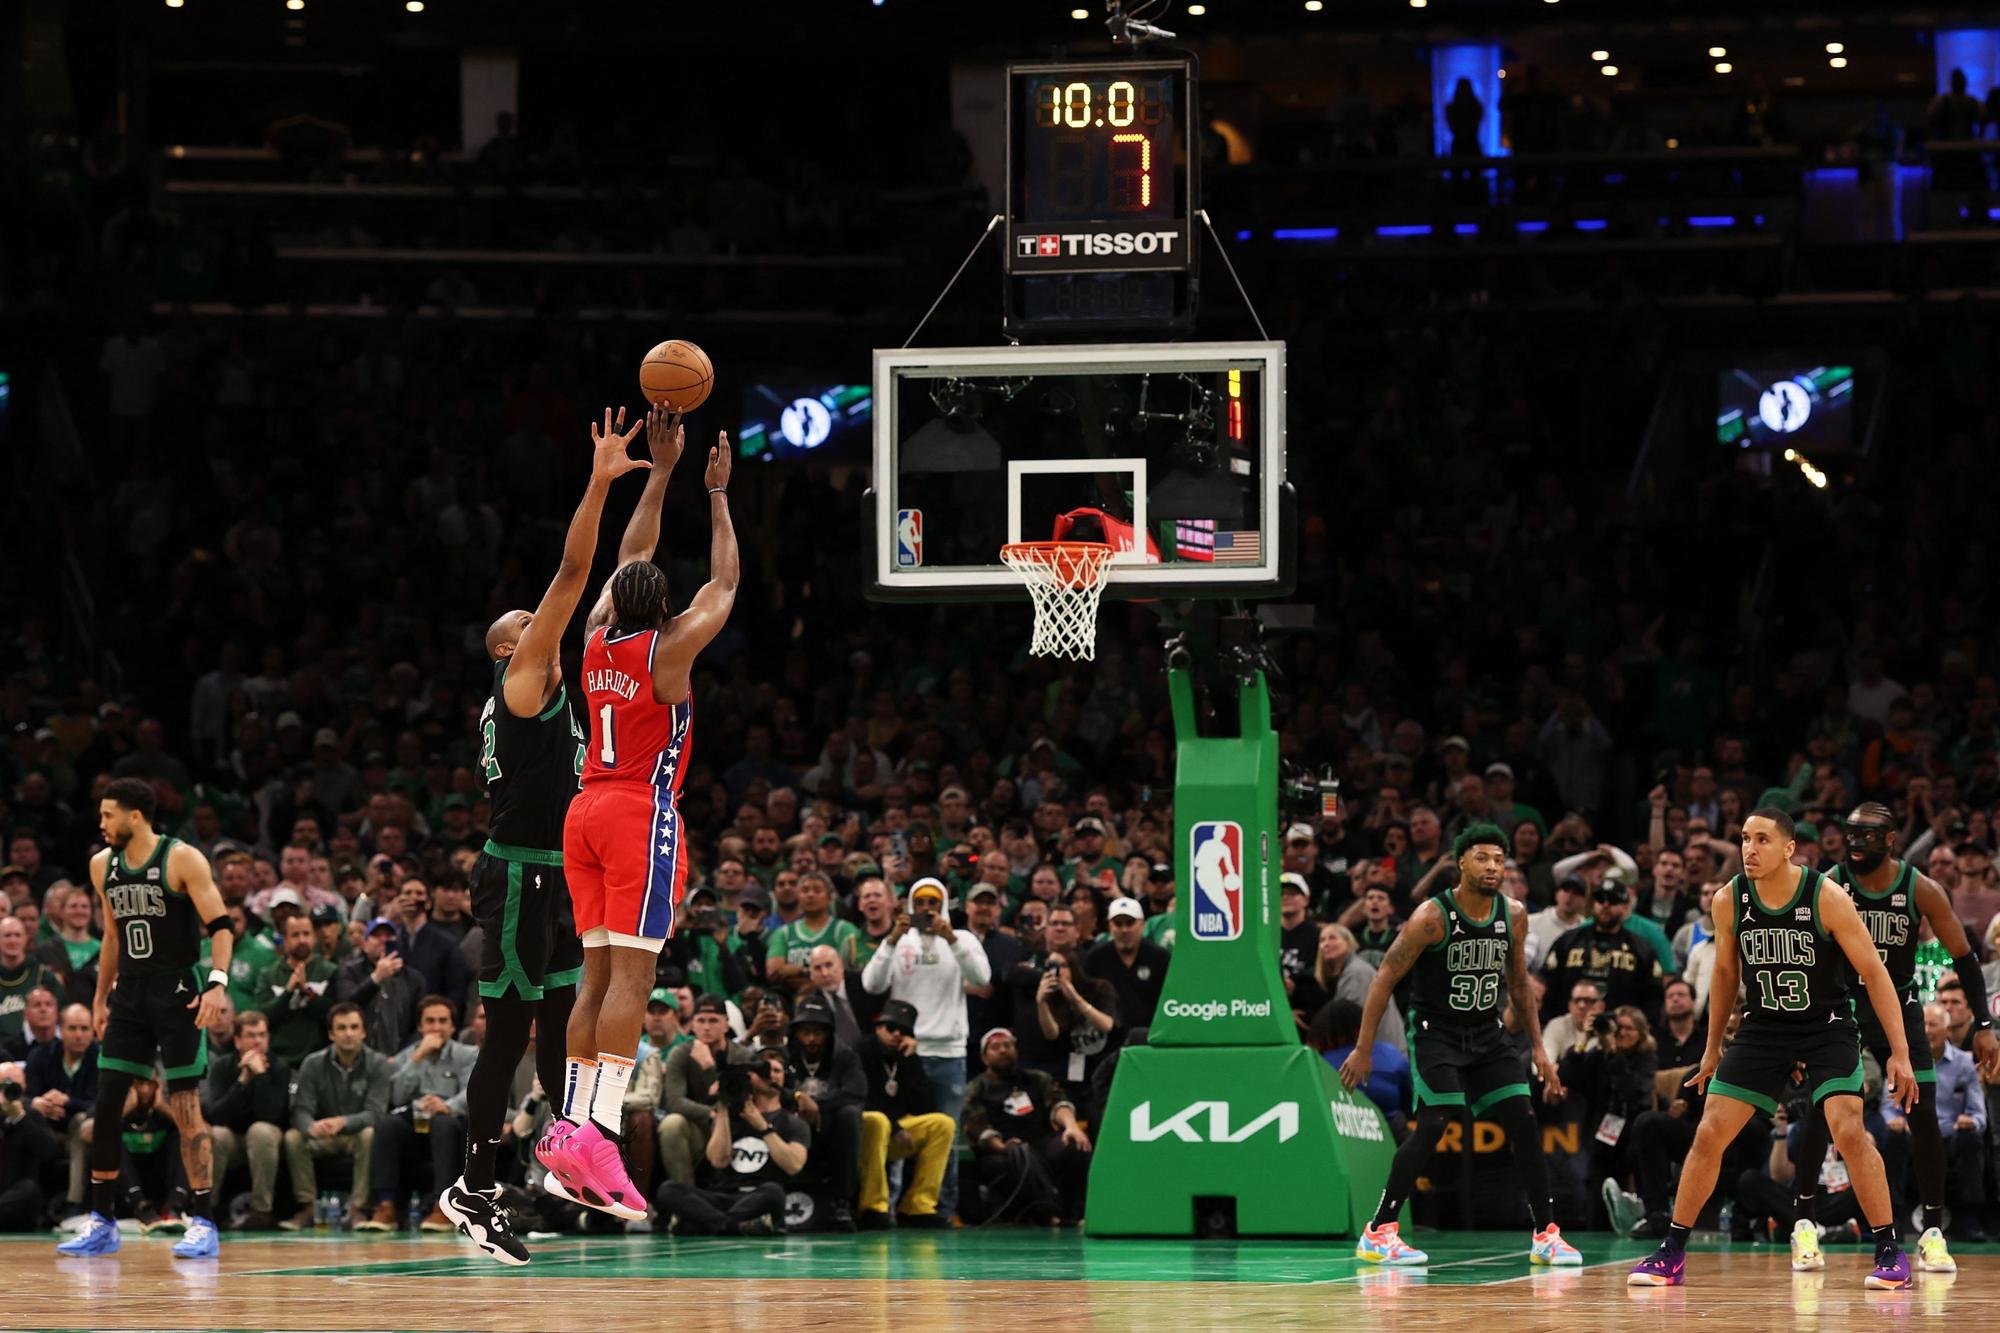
861 940 895 995
952 933 991 985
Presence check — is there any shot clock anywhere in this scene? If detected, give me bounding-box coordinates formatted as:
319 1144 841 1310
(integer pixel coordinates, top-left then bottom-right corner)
1004 57 1198 335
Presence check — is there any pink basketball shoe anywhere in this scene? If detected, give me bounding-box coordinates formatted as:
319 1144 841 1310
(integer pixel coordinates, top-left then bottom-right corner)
553 1121 647 1222
534 1117 580 1183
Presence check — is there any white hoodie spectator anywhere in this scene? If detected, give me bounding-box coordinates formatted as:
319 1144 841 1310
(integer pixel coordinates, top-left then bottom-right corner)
860 882 991 1058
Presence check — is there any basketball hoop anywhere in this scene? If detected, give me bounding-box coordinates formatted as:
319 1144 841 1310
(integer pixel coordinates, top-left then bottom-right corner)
1000 541 1115 661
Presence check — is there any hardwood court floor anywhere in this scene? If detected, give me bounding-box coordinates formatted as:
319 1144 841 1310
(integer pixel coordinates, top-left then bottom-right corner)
14 1228 1999 1331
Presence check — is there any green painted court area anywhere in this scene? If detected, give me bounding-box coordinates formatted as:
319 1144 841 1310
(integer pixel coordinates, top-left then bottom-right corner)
191 1229 1673 1285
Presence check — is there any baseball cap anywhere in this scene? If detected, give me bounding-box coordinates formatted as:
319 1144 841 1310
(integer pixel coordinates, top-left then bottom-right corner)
940 786 970 802
647 988 680 1012
793 994 835 1030
366 916 398 936
1484 762 1515 780
818 833 846 847
0 865 27 882
1148 862 1173 882
1074 817 1107 836
1557 874 1588 895
442 793 471 811
313 728 340 749
275 711 304 731
309 904 342 927
980 1027 1016 1054
738 885 772 911
1285 822 1315 844
267 887 305 910
1279 873 1311 897
691 993 731 1018
1383 752 1413 769
1107 896 1145 922
1592 880 1631 903
1441 736 1470 753
685 884 718 905
875 999 920 1033
966 882 1001 902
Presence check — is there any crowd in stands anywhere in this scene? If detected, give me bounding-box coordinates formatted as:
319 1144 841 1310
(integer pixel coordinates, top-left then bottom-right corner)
7 47 2000 1244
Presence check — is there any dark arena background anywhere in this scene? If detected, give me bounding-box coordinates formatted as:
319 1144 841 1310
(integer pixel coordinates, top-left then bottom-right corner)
4 1 2000 1329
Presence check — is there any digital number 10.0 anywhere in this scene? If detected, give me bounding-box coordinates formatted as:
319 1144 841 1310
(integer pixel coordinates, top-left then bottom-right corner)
1035 80 1139 129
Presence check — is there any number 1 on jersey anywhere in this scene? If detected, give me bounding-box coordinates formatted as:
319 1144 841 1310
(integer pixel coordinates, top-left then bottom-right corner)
598 703 616 765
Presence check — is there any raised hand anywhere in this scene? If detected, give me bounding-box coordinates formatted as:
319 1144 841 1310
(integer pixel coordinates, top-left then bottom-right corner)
590 407 652 482
705 431 733 493
646 404 685 471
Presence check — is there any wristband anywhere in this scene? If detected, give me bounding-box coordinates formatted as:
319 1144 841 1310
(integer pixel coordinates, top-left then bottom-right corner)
206 969 229 990
708 486 727 495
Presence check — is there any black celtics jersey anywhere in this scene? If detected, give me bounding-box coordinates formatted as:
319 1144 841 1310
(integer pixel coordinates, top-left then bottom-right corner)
1410 890 1512 1027
1732 867 1850 1027
104 836 200 978
1832 862 1919 1001
480 662 586 854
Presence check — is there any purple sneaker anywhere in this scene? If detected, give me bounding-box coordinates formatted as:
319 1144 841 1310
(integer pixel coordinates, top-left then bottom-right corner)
1865 1247 1912 1290
1627 1246 1686 1287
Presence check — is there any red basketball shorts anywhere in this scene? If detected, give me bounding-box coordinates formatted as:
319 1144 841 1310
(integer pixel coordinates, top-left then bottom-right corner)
563 783 686 940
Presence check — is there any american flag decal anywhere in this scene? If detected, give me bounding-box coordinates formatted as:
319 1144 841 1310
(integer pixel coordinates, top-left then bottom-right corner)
1212 529 1261 564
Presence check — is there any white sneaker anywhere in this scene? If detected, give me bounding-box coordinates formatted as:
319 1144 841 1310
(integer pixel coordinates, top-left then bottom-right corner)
1790 1218 1826 1271
1916 1226 1956 1273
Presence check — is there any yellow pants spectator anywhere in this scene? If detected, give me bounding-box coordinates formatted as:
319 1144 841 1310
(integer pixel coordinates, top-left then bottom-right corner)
859 1110 953 1218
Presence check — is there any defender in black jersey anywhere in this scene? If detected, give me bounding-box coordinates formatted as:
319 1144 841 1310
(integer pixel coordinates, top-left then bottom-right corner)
61 778 232 1258
1342 824 1578 1266
1631 808 1918 1291
1789 802 1999 1271
439 403 661 1265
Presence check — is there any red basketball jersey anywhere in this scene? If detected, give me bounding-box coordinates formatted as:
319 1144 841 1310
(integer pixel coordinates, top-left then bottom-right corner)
578 626 694 791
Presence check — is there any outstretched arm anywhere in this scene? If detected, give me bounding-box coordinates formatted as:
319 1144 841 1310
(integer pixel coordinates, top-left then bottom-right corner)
507 407 651 715
650 434 738 703
1339 900 1442 1089
587 406 683 633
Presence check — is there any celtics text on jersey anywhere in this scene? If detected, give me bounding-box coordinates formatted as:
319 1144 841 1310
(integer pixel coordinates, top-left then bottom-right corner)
1412 891 1511 1024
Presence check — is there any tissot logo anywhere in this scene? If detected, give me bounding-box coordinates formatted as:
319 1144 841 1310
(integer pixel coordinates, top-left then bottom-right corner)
1017 230 1179 259
1129 1099 1298 1144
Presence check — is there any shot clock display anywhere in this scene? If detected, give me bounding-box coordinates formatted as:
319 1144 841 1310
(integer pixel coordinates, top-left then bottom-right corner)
1005 58 1194 289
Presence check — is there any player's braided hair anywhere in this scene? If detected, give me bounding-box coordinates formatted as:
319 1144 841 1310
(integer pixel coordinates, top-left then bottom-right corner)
610 561 670 634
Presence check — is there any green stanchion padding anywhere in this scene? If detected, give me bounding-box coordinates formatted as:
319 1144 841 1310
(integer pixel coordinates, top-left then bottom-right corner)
1084 1044 1397 1237
1087 668 1397 1238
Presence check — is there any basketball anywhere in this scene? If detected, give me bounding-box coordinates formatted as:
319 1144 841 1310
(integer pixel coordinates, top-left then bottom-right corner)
638 339 713 411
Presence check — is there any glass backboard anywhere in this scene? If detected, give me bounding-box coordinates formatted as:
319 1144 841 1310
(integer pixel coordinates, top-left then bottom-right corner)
866 341 1288 601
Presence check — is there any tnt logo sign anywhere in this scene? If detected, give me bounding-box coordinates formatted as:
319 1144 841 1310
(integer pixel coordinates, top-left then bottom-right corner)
895 509 923 568
1189 820 1244 941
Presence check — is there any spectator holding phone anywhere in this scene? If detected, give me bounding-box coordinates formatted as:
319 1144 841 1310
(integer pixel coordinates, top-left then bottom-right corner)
335 918 428 1056
861 878 990 1221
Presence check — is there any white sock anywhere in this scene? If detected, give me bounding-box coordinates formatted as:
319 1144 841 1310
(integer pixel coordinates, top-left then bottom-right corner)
562 1058 598 1122
590 1053 634 1136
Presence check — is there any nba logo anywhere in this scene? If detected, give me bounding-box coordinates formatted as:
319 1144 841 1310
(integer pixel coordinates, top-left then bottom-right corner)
895 509 923 568
1189 820 1244 941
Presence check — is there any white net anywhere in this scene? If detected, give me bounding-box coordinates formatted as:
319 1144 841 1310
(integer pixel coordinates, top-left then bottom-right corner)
1000 542 1114 661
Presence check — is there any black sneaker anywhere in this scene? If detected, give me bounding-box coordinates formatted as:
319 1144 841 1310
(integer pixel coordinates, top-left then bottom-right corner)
437 1177 529 1267
828 1201 857 1233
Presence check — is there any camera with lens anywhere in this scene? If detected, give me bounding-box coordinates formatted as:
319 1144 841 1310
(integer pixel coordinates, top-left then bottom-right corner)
1043 957 1065 976
0 1079 22 1103
1590 1012 1615 1037
690 906 722 933
717 1063 754 1114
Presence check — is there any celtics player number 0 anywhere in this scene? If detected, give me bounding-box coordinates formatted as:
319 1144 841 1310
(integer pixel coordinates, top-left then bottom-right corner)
123 917 153 960
1448 972 1499 1011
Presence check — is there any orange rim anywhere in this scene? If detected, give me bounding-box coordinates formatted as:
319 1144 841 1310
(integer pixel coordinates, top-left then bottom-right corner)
1000 541 1114 590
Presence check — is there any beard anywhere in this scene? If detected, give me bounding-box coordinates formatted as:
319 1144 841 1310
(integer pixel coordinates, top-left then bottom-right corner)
106 826 132 848
1848 847 1888 874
